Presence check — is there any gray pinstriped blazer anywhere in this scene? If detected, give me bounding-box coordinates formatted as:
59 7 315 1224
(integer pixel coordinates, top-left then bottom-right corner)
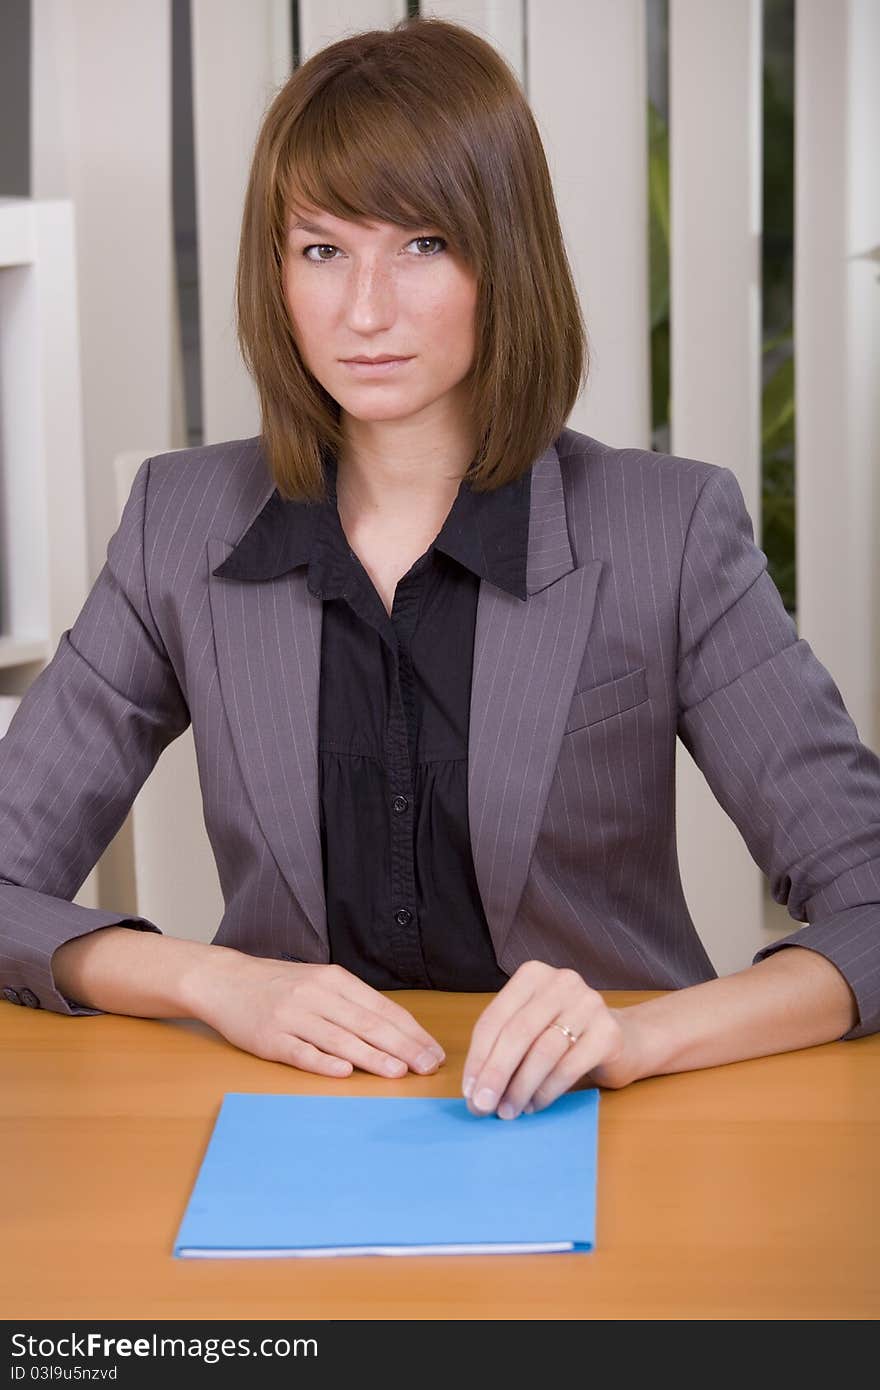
1 426 878 1038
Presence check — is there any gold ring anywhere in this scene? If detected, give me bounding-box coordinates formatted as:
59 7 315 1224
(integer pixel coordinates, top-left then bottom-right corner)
551 1022 581 1046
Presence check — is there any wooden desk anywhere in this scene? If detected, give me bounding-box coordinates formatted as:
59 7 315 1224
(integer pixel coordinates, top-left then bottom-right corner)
2 990 877 1320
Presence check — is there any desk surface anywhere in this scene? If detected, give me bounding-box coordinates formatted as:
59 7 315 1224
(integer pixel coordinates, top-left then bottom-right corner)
2 990 878 1320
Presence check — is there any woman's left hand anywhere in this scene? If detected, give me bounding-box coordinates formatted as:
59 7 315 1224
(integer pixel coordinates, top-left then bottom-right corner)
462 960 645 1118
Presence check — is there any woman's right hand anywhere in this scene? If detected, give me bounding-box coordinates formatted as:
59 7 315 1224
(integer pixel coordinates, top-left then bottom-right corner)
188 951 446 1079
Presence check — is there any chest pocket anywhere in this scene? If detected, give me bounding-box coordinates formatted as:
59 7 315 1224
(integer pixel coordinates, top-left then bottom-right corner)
564 666 649 735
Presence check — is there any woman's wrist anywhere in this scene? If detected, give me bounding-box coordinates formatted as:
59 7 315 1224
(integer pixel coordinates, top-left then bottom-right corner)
599 949 860 1085
592 1004 666 1087
175 940 249 1021
51 925 239 1020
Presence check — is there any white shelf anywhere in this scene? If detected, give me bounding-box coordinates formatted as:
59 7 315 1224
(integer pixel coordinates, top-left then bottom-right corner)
0 199 89 650
0 636 50 670
0 198 93 902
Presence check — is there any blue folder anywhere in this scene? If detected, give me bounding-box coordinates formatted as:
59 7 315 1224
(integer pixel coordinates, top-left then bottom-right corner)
173 1090 599 1258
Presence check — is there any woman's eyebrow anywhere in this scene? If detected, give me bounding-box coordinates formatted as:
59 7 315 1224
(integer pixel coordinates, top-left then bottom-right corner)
291 220 336 236
290 219 427 238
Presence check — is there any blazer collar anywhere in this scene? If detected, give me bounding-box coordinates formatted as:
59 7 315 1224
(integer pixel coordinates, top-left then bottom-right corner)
211 446 532 602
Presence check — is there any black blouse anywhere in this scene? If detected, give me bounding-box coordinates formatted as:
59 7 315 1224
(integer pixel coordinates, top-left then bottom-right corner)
223 447 532 991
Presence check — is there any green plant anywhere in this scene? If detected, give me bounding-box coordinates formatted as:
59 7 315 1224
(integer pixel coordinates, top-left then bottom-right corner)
648 97 796 617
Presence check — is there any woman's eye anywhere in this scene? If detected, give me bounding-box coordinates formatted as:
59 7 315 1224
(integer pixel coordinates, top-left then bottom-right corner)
302 235 446 263
408 235 447 256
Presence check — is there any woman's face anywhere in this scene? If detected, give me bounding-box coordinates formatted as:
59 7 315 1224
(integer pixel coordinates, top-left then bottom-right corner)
281 204 479 431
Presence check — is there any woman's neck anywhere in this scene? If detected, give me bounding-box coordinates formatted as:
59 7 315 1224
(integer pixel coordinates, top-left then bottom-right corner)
335 439 475 526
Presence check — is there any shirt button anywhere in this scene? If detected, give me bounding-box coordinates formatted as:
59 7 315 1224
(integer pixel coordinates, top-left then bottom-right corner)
392 795 408 813
2 987 21 1005
395 908 413 927
19 988 40 1008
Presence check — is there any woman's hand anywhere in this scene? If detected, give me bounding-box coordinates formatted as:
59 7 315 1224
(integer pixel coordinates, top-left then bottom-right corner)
462 960 646 1118
187 951 446 1079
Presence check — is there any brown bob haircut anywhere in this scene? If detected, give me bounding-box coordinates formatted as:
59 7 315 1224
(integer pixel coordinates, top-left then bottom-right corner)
236 14 590 502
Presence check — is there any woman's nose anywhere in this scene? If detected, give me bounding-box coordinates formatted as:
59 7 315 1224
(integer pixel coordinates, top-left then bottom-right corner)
345 262 397 326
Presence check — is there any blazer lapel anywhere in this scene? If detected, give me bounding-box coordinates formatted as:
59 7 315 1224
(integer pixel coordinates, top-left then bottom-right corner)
207 533 328 956
467 444 603 966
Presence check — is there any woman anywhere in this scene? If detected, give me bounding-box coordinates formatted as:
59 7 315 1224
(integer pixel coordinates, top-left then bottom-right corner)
1 17 877 1124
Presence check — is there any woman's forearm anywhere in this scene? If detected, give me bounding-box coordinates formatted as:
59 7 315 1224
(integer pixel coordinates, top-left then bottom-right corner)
52 928 861 1077
623 945 860 1081
51 925 240 1019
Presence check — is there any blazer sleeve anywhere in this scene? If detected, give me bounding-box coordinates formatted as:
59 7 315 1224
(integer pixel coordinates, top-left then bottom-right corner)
676 465 880 1042
0 457 191 1017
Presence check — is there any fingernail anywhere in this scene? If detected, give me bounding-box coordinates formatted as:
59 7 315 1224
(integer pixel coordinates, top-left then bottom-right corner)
462 1075 474 1099
474 1087 498 1112
415 1049 440 1073
497 1102 516 1120
524 1102 535 1114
